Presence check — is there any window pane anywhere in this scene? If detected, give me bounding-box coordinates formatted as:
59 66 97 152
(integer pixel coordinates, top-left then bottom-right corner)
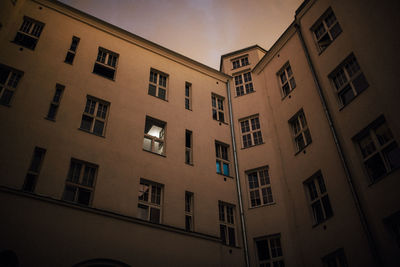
143 137 152 152
250 190 261 207
30 148 45 172
216 160 221 174
307 181 318 201
223 163 229 176
358 135 376 158
68 162 81 183
65 52 75 64
93 120 104 135
256 240 270 261
365 153 387 181
329 22 342 39
339 85 355 106
153 140 164 155
82 166 95 187
63 186 76 202
138 183 149 202
220 224 227 243
23 173 37 192
0 89 13 105
312 200 325 224
248 172 259 189
158 88 166 100
77 188 91 206
185 215 192 231
322 195 333 218
384 142 400 170
150 207 160 223
137 204 149 220
228 227 235 246
259 169 270 185
352 73 369 94
148 84 156 96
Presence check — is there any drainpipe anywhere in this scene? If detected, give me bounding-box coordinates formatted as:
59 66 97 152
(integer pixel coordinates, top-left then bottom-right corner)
226 80 250 267
294 22 382 267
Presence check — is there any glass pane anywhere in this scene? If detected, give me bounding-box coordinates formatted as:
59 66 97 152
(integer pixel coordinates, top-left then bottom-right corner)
248 172 259 189
62 186 76 202
68 161 81 183
153 140 164 155
0 68 10 84
185 215 192 231
339 85 355 106
218 203 225 221
256 240 270 261
148 84 156 96
223 163 229 176
93 120 104 135
253 131 263 145
304 129 312 145
228 227 235 246
241 120 250 133
352 73 369 94
137 204 149 220
384 143 400 170
65 52 75 64
322 195 333 218
365 153 387 181
150 207 160 223
82 166 96 187
216 160 222 174
374 123 393 146
289 77 296 90
151 185 161 204
158 88 166 100
218 112 224 122
77 188 91 206
138 183 149 201
0 89 13 105
23 173 37 192
317 174 327 193
250 190 261 207
295 134 306 151
212 109 217 120
259 168 270 185
220 224 227 243
312 200 325 224
185 98 190 109
329 22 342 39
142 137 152 152
359 134 376 158
307 181 318 201
30 148 45 172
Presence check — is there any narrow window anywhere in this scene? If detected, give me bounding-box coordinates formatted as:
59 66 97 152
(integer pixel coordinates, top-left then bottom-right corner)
289 109 312 153
277 62 296 97
211 94 225 123
13 16 45 50
185 191 194 231
304 171 333 225
255 235 285 267
215 142 230 176
240 115 263 148
143 116 166 155
219 202 236 246
148 69 168 100
247 167 273 207
64 36 80 64
0 64 23 106
80 96 110 136
311 8 342 52
185 82 192 110
322 248 348 267
22 147 46 192
185 130 193 165
62 159 97 206
93 47 119 80
46 84 64 120
137 179 163 224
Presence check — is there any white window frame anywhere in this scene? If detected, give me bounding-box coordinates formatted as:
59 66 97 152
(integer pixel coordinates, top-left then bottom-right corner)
218 201 236 246
215 141 230 176
240 115 263 148
234 72 254 96
0 64 23 106
255 235 284 267
311 8 342 52
211 94 225 123
185 191 194 231
289 110 312 153
80 96 110 136
143 116 166 155
277 62 296 98
148 69 168 100
137 179 163 224
246 167 273 208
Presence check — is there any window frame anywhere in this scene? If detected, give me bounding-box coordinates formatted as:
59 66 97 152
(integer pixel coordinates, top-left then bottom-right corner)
211 93 225 123
246 166 274 208
185 82 192 110
148 69 169 101
311 7 342 53
185 130 193 165
289 109 312 154
231 55 249 70
137 178 163 224
185 191 194 231
255 234 285 267
13 16 45 50
143 116 166 156
234 71 254 97
215 141 230 176
277 62 296 98
79 96 110 137
62 159 98 206
0 64 23 106
218 201 236 246
239 115 263 148
92 47 119 80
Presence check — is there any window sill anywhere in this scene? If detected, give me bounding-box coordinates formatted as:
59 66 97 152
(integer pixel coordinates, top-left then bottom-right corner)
216 172 233 179
241 142 265 150
248 202 276 210
281 90 295 101
64 61 73 65
213 119 229 126
142 148 166 157
234 90 256 98
91 71 115 81
185 162 194 166
185 108 192 111
294 142 312 156
78 128 105 138
11 41 35 51
44 117 56 122
312 215 333 229
148 94 168 102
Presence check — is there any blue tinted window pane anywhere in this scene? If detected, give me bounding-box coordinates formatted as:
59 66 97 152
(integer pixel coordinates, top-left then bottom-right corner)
216 161 221 174
223 163 229 176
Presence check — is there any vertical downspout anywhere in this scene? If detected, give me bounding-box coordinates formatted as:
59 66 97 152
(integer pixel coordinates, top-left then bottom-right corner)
294 22 382 267
226 80 250 267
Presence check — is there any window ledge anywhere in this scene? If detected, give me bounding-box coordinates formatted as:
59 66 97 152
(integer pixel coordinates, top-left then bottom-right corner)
91 71 115 81
234 90 256 98
78 128 106 138
185 162 194 166
248 202 276 210
241 142 265 150
311 215 333 229
281 91 295 101
213 120 229 126
294 142 312 156
44 117 56 122
148 94 168 102
142 148 166 157
216 173 233 179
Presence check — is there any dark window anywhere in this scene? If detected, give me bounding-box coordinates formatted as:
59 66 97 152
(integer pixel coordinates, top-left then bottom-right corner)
312 8 342 52
219 202 236 246
185 130 192 164
13 16 44 50
93 48 118 80
0 64 23 106
22 147 46 192
64 36 80 64
79 96 109 136
46 84 64 120
256 236 284 266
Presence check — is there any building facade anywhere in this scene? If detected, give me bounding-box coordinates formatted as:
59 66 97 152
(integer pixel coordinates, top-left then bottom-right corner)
0 0 399 266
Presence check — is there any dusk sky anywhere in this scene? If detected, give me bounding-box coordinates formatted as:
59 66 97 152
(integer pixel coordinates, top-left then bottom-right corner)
59 0 303 69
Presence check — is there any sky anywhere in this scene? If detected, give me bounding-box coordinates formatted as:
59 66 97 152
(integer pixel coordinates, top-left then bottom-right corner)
59 0 303 70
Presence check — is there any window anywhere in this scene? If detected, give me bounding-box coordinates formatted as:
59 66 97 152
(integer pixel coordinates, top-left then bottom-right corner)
211 94 225 122
46 83 64 120
148 69 168 100
247 167 273 208
312 8 342 52
240 115 263 148
322 248 348 267
185 82 192 110
218 202 236 246
278 63 296 97
289 110 312 153
93 47 118 80
64 36 80 64
62 159 97 206
330 54 369 107
304 171 333 225
13 16 44 50
215 142 230 176
232 56 249 69
22 147 46 192
234 72 254 96
80 96 109 136
0 64 23 106
137 179 163 224
185 130 193 164
185 191 194 231
384 211 400 248
143 116 166 155
255 235 284 267
354 116 400 182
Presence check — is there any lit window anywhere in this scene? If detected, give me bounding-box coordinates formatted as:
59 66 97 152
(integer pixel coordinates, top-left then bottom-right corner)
22 147 46 192
277 63 296 97
137 179 163 224
185 82 192 110
247 167 273 208
46 84 64 120
93 47 119 80
354 116 400 182
62 159 97 206
0 64 23 106
330 54 369 107
185 130 193 164
215 142 230 176
240 115 263 148
211 94 225 122
64 36 80 64
289 110 312 153
304 171 333 225
219 202 236 246
13 16 44 50
80 96 109 136
234 72 254 96
311 8 342 52
255 235 285 267
185 191 194 231
322 248 348 267
143 116 166 155
148 69 168 100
